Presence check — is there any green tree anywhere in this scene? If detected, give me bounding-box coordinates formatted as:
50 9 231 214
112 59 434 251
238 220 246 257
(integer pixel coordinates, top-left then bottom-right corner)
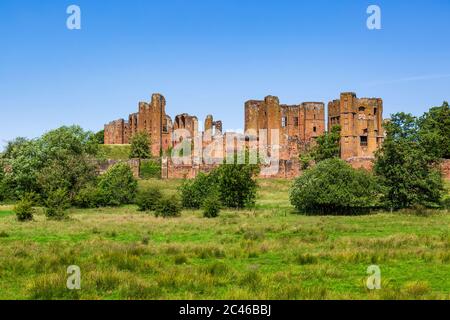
304 125 341 164
374 113 444 209
94 130 105 144
180 172 219 209
418 101 450 159
2 126 99 199
215 163 259 208
0 163 8 201
97 163 138 206
290 158 382 215
44 188 70 220
129 132 151 159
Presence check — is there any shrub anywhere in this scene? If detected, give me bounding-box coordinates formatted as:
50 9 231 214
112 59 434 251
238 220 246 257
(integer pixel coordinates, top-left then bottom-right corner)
73 184 102 208
140 159 161 179
135 187 162 212
215 164 258 208
442 194 450 209
180 163 258 209
290 158 383 215
202 193 221 218
299 153 313 170
180 172 219 209
154 196 181 218
0 167 8 202
45 189 70 220
129 132 151 159
97 163 138 206
14 195 35 222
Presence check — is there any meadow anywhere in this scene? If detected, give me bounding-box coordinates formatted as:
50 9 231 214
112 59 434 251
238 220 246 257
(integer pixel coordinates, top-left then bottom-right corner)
0 179 449 300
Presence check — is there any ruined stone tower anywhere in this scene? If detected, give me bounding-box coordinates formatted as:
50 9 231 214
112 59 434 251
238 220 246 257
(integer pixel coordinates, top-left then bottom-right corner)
104 93 172 157
328 92 384 160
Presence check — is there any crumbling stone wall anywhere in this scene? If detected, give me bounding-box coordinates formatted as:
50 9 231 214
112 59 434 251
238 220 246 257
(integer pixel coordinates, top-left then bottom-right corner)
104 91 385 179
244 96 325 160
441 159 450 180
104 94 170 157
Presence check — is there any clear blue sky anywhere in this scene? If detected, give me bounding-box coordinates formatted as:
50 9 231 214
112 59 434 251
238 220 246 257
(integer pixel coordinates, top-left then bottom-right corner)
1 0 449 148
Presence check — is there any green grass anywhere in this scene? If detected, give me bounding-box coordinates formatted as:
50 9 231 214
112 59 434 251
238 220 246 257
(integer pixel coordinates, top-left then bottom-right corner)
99 144 131 160
0 179 449 300
0 210 14 217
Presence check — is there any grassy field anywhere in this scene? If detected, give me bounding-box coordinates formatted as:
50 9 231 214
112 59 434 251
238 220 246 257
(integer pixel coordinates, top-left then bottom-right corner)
0 179 449 300
98 144 131 160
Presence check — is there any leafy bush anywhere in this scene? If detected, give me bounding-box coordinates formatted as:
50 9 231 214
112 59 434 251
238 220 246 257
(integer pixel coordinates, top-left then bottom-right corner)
129 132 151 159
180 163 258 209
442 194 450 210
94 130 105 144
97 163 138 206
202 193 221 218
180 172 219 209
290 158 383 215
140 160 161 179
135 187 162 211
14 195 35 221
299 153 313 170
154 196 181 218
0 167 8 202
45 189 70 220
215 164 258 208
73 184 102 208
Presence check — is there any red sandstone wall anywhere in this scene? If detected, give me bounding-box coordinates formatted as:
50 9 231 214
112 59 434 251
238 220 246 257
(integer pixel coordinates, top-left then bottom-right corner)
441 159 450 180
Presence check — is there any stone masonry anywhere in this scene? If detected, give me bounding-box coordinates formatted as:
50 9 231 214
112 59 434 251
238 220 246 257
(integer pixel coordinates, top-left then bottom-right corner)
104 92 385 178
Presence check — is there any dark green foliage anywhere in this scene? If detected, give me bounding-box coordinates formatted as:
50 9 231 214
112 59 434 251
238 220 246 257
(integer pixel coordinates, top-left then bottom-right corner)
374 113 444 209
442 194 450 209
202 193 221 218
180 163 258 209
97 163 138 206
37 156 97 202
418 101 450 159
2 126 99 200
14 195 35 222
290 158 383 215
129 132 151 159
94 130 105 144
180 172 220 209
310 125 341 162
154 196 182 218
73 184 102 208
299 153 313 170
140 159 161 179
0 165 8 202
135 187 162 211
44 189 70 220
214 164 258 208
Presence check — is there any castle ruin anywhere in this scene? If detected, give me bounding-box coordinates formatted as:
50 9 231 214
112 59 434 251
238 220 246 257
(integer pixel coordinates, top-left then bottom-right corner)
104 92 384 177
